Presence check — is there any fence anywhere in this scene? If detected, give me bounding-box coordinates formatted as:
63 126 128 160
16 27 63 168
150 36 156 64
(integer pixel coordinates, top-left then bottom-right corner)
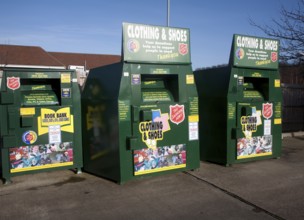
281 83 304 132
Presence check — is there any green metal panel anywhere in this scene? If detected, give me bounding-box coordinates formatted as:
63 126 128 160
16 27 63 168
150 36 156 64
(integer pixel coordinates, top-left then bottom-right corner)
0 68 83 184
82 62 200 184
194 34 282 166
82 23 199 184
122 23 191 64
81 63 123 181
232 34 279 69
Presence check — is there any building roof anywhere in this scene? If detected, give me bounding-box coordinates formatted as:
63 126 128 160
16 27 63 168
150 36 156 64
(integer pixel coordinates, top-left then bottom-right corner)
0 44 65 69
48 52 121 70
0 44 121 70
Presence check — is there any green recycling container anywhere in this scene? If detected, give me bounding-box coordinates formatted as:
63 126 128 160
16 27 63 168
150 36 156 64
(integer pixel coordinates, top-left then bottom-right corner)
81 22 200 184
194 34 282 166
0 68 83 184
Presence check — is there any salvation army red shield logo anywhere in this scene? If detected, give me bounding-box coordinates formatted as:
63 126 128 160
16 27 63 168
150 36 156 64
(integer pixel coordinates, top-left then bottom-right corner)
262 103 273 119
7 77 20 90
170 104 185 125
271 52 278 62
179 43 188 55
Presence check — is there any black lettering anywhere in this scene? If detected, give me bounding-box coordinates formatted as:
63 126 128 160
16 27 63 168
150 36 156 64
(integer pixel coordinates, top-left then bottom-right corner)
143 132 147 140
148 131 155 139
146 122 151 131
140 124 145 132
147 130 163 140
246 124 256 131
44 113 55 118
241 117 247 124
57 113 67 118
159 131 163 139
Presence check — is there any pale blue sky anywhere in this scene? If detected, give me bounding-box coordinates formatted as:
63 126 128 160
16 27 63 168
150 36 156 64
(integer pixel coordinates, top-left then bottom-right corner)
0 0 299 69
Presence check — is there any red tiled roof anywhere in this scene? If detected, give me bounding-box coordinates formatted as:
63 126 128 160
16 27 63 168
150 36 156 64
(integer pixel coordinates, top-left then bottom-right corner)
48 52 121 70
0 44 121 70
0 45 65 68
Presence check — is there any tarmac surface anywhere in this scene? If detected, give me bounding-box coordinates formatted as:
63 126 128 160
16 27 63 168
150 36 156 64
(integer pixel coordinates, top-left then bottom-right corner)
0 136 303 220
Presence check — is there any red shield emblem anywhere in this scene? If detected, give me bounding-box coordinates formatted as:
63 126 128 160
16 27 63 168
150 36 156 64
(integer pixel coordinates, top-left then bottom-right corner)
7 77 20 90
271 52 278 62
179 43 188 55
262 103 273 119
170 104 185 125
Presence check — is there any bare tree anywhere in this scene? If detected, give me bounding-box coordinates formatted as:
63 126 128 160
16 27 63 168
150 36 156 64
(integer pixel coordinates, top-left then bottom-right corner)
250 0 304 64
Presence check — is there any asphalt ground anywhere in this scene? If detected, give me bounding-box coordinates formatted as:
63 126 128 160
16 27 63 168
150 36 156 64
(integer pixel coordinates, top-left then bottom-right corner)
0 136 303 220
